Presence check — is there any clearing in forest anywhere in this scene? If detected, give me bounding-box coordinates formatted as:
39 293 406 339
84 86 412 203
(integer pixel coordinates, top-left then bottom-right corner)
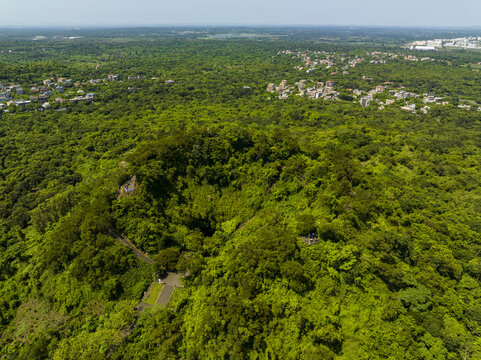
142 282 164 306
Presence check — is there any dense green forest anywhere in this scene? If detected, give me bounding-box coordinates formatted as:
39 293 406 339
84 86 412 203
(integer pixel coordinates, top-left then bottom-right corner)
2 27 481 359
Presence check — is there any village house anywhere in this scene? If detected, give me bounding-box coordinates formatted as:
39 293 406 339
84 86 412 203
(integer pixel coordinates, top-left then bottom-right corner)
57 78 73 84
421 106 430 114
401 104 416 112
14 99 30 106
360 97 371 108
266 83 276 91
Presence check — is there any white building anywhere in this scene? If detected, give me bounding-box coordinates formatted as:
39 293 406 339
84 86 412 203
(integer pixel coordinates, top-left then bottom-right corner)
360 97 370 108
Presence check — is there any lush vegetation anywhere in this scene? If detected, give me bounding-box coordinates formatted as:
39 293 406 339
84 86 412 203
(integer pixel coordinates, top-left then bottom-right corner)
1 27 481 359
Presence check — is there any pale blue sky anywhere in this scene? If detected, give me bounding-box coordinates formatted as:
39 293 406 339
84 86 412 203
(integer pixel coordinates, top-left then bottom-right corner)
0 0 480 27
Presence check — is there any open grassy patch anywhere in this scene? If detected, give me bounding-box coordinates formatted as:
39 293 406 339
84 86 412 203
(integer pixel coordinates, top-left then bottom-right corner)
143 282 164 306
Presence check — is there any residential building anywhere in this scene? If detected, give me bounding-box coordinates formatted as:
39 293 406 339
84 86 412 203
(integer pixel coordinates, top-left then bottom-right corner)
14 100 30 106
360 97 370 108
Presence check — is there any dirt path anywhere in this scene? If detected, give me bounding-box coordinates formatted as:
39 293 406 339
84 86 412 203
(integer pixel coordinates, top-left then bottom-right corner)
108 227 155 265
237 216 255 231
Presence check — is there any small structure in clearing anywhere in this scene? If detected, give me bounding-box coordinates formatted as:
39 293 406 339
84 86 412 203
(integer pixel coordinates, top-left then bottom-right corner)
301 232 319 245
118 175 137 199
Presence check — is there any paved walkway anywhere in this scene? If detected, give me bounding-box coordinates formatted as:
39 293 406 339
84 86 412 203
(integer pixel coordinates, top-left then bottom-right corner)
157 272 182 306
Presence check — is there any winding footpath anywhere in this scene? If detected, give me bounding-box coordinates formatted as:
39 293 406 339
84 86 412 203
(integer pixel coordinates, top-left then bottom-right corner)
108 227 155 265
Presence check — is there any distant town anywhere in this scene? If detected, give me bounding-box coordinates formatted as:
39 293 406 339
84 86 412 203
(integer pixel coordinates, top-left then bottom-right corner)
266 78 481 114
2 42 481 116
267 49 481 114
0 76 175 113
406 37 481 51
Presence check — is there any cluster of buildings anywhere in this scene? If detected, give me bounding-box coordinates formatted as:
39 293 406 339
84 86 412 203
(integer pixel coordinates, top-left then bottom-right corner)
266 80 291 99
403 55 435 62
88 74 122 84
0 83 23 102
287 50 365 74
0 77 96 113
266 79 339 100
368 51 399 62
406 37 481 51
358 87 481 114
265 76 481 115
1 74 172 114
458 104 481 111
296 80 339 100
355 85 390 108
278 50 401 76
269 49 480 115
356 85 448 114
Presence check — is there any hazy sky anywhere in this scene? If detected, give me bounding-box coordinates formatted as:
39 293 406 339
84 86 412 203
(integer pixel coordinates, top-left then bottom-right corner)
1 0 480 27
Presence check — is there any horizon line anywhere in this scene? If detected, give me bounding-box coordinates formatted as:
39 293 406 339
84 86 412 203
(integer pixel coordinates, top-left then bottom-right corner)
0 24 481 30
